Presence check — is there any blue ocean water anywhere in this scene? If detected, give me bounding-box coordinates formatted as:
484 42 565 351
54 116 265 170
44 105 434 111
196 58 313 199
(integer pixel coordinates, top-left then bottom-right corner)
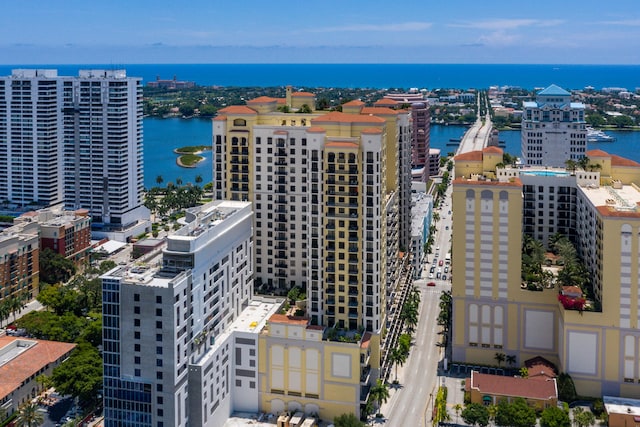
1 64 639 90
143 119 640 189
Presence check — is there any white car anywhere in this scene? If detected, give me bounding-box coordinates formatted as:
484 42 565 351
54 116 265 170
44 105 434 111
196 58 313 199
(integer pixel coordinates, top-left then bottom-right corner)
429 273 434 279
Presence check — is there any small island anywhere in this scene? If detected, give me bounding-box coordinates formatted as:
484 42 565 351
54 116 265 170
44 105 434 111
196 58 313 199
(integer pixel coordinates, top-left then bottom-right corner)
174 145 211 168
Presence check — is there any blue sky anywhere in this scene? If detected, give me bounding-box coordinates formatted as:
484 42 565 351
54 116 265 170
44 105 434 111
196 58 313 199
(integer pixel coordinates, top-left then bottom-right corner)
2 0 639 64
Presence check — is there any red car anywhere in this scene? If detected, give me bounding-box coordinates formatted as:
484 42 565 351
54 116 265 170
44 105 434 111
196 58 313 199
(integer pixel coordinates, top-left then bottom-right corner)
438 260 443 266
427 282 436 287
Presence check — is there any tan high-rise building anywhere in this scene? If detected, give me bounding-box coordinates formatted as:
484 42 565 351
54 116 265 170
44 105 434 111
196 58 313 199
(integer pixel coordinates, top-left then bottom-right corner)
452 147 640 398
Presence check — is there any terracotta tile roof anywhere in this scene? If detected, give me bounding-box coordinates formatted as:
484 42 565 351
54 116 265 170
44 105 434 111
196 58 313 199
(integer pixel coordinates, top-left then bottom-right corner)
360 332 372 349
470 371 557 401
307 126 326 133
586 149 610 158
306 325 325 331
375 99 399 107
483 146 503 154
0 337 76 400
217 106 257 115
361 127 384 135
247 96 279 104
343 100 365 106
312 111 386 125
292 91 315 97
361 107 399 116
596 205 640 218
610 154 640 167
326 141 360 149
213 115 227 121
525 356 558 380
269 314 309 326
454 151 483 161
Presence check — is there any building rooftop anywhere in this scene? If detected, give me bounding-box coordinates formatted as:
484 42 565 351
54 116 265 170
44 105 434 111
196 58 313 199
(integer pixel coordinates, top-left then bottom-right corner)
604 396 640 416
469 370 557 401
173 200 250 239
581 182 640 216
411 192 432 236
538 84 571 96
0 337 76 400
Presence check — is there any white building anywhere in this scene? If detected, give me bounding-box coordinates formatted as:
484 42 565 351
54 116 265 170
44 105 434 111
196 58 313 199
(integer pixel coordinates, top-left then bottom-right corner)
101 200 278 427
410 192 433 278
0 69 149 242
521 84 587 167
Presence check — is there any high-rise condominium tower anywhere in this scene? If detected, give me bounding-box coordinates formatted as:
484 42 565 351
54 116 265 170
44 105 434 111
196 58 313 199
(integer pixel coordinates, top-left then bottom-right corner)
0 69 149 241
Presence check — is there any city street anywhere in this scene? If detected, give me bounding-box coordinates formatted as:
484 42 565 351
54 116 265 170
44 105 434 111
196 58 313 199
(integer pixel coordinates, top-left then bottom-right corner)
379 184 454 427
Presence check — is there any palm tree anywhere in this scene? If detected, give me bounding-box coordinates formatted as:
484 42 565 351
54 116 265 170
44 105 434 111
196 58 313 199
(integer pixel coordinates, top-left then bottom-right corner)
15 402 44 427
389 347 408 383
156 175 163 186
565 159 577 172
0 299 10 328
9 294 27 322
176 177 183 186
369 379 390 417
195 174 203 185
505 354 516 368
494 352 505 367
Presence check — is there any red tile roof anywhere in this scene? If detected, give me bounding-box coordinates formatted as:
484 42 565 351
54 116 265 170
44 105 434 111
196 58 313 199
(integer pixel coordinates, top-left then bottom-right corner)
269 314 309 326
611 154 640 167
586 149 610 158
292 91 315 97
307 126 326 133
454 151 483 161
0 337 76 400
361 107 399 116
343 100 365 106
361 127 384 135
312 111 386 125
217 106 257 115
247 96 279 104
470 371 557 401
483 146 503 154
524 356 558 380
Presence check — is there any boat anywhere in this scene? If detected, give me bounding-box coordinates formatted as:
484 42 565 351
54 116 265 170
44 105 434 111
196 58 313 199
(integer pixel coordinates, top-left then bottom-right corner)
587 127 616 143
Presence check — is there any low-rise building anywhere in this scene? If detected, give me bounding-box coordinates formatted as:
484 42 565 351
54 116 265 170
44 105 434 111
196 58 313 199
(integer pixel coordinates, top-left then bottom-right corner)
467 370 558 409
0 336 76 418
604 396 640 427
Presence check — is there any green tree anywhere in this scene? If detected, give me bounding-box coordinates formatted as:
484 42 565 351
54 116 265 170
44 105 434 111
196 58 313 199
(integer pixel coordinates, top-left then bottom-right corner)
495 398 536 427
369 379 390 416
453 403 463 424
39 248 76 284
557 372 577 402
611 115 635 128
389 346 408 383
51 342 103 406
462 403 490 427
494 352 506 367
540 406 571 427
334 412 365 427
37 284 80 316
15 402 44 427
195 174 203 185
573 407 596 427
156 175 163 186
505 354 516 368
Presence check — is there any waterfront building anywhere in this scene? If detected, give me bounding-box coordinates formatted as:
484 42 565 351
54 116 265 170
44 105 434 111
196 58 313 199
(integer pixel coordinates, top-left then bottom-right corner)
0 336 76 419
0 69 150 242
101 200 269 427
410 102 431 182
520 84 587 167
451 147 640 399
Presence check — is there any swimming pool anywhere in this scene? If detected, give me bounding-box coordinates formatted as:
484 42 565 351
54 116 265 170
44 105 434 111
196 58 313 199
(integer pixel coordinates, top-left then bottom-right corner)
520 170 570 177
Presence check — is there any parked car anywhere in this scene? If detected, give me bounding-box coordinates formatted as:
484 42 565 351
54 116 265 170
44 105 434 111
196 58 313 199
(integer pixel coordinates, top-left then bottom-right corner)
429 273 434 279
436 272 441 279
444 266 449 273
427 282 436 287
442 274 447 281
430 266 435 273
439 260 443 266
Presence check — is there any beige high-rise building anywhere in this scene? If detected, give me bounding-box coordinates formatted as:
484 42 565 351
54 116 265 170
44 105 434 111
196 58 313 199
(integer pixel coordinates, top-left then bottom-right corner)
452 147 640 398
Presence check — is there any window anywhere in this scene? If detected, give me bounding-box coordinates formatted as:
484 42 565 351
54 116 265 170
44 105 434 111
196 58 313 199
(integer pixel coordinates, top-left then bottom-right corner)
134 369 141 377
157 371 163 380
134 318 140 327
156 334 163 342
135 356 141 364
156 321 162 329
236 379 242 387
157 359 163 367
135 331 141 339
134 306 140 314
135 344 141 352
134 293 140 302
156 296 162 304
156 346 163 355
156 308 162 316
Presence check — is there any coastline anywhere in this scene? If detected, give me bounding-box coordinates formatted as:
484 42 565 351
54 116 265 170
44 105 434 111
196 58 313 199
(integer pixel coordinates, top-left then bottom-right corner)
176 155 205 168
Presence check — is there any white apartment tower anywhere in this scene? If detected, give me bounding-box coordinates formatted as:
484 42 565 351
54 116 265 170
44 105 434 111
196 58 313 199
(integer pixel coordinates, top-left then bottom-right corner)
521 84 587 167
0 69 149 240
102 200 273 427
0 69 63 208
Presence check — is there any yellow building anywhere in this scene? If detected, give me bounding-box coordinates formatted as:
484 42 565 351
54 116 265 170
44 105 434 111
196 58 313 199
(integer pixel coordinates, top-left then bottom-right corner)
452 148 640 399
214 90 410 421
259 314 375 420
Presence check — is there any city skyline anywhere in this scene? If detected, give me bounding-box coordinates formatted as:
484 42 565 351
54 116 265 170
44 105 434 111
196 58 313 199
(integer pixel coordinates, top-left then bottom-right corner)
1 0 639 65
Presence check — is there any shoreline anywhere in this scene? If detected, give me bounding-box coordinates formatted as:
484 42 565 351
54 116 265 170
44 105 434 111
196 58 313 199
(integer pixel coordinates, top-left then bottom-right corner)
176 155 205 168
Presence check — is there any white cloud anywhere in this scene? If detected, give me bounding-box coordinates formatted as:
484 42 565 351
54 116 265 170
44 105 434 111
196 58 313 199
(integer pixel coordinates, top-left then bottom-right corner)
309 22 432 33
598 19 640 26
477 30 521 46
451 19 563 30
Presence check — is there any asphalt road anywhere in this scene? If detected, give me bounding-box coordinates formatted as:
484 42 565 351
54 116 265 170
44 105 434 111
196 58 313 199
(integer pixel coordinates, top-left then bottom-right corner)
379 184 454 427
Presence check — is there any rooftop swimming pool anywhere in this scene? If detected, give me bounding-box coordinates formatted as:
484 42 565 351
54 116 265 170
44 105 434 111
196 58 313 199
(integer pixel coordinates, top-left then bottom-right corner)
520 170 570 177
